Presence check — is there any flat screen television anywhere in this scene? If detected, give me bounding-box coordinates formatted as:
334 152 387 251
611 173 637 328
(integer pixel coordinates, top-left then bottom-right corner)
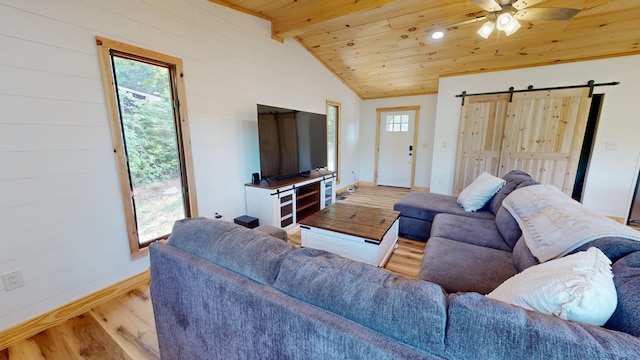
257 104 327 180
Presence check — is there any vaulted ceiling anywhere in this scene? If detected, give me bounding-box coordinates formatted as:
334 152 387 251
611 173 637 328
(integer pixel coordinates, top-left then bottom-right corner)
209 0 640 99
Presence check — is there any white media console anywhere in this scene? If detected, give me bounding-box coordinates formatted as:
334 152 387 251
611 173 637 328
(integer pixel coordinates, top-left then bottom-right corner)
245 170 336 232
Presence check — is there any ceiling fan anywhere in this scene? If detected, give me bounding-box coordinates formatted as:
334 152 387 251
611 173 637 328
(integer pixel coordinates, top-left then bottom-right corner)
469 0 581 38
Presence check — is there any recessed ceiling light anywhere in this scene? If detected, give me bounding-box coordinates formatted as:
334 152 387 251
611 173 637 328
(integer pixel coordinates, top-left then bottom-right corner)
431 31 444 40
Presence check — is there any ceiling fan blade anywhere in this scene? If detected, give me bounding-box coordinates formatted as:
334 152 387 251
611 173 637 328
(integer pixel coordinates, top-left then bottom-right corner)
511 0 548 11
444 15 490 29
470 0 502 12
515 8 581 21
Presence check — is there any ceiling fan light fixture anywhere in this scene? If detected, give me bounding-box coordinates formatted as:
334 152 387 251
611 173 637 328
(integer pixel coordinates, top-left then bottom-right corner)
477 21 495 39
495 12 513 31
503 18 521 36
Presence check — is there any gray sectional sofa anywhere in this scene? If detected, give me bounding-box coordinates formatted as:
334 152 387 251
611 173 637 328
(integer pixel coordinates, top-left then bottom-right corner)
150 214 640 359
394 170 540 294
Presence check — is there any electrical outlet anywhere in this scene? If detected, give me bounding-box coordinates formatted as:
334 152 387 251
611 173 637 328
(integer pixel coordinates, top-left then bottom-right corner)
605 142 618 151
2 269 25 291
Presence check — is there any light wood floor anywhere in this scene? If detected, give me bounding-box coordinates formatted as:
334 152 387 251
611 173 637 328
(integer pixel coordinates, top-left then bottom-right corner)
1 185 424 360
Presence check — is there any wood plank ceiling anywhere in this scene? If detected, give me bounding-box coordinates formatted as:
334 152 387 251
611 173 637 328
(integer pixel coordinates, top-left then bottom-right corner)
209 0 640 99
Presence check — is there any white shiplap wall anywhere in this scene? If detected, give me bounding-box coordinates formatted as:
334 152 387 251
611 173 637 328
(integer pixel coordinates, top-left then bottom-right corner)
0 0 361 330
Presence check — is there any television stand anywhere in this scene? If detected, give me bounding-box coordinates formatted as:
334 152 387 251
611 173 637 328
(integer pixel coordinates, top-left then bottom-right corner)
245 170 336 232
274 173 299 181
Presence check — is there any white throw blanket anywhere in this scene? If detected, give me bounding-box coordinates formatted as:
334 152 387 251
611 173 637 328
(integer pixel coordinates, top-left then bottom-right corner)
502 184 640 262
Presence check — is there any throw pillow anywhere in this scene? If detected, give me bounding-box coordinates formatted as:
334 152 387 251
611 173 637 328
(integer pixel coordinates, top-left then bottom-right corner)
457 172 506 212
487 247 617 326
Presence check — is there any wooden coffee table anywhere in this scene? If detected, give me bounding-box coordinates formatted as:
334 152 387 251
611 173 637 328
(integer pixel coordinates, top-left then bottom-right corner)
299 203 400 267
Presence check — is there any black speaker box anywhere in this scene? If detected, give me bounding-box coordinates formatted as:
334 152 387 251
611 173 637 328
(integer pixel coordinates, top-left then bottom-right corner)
234 215 259 229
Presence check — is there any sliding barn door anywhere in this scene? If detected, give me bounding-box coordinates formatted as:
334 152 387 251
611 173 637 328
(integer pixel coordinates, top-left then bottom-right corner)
453 94 510 195
498 88 592 195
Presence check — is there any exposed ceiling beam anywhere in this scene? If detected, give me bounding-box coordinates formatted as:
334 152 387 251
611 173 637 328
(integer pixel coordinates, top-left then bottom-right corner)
207 0 271 21
269 0 398 41
209 0 398 42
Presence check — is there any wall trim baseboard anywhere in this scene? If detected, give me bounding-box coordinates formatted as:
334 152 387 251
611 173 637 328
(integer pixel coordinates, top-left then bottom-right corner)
357 181 374 187
0 270 150 351
338 182 428 193
609 216 624 224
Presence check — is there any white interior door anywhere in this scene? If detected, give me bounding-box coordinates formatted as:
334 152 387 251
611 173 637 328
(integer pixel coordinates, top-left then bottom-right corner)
377 110 416 188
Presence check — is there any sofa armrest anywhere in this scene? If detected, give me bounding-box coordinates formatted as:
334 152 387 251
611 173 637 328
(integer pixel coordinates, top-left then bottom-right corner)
167 217 294 285
393 192 495 222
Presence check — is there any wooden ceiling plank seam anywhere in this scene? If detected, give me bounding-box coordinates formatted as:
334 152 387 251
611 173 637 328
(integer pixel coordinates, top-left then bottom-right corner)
293 37 366 99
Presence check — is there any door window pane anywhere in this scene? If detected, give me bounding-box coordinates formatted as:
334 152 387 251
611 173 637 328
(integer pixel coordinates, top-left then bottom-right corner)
386 114 409 132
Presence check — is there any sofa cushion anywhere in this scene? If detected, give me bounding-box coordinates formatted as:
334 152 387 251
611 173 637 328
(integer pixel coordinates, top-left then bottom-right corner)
549 234 640 336
446 292 640 359
393 191 495 223
488 170 538 215
456 172 506 212
495 206 522 249
488 247 617 326
571 236 640 263
275 248 447 355
605 250 640 337
419 237 516 294
167 217 294 285
512 236 540 272
430 213 511 252
398 216 432 241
